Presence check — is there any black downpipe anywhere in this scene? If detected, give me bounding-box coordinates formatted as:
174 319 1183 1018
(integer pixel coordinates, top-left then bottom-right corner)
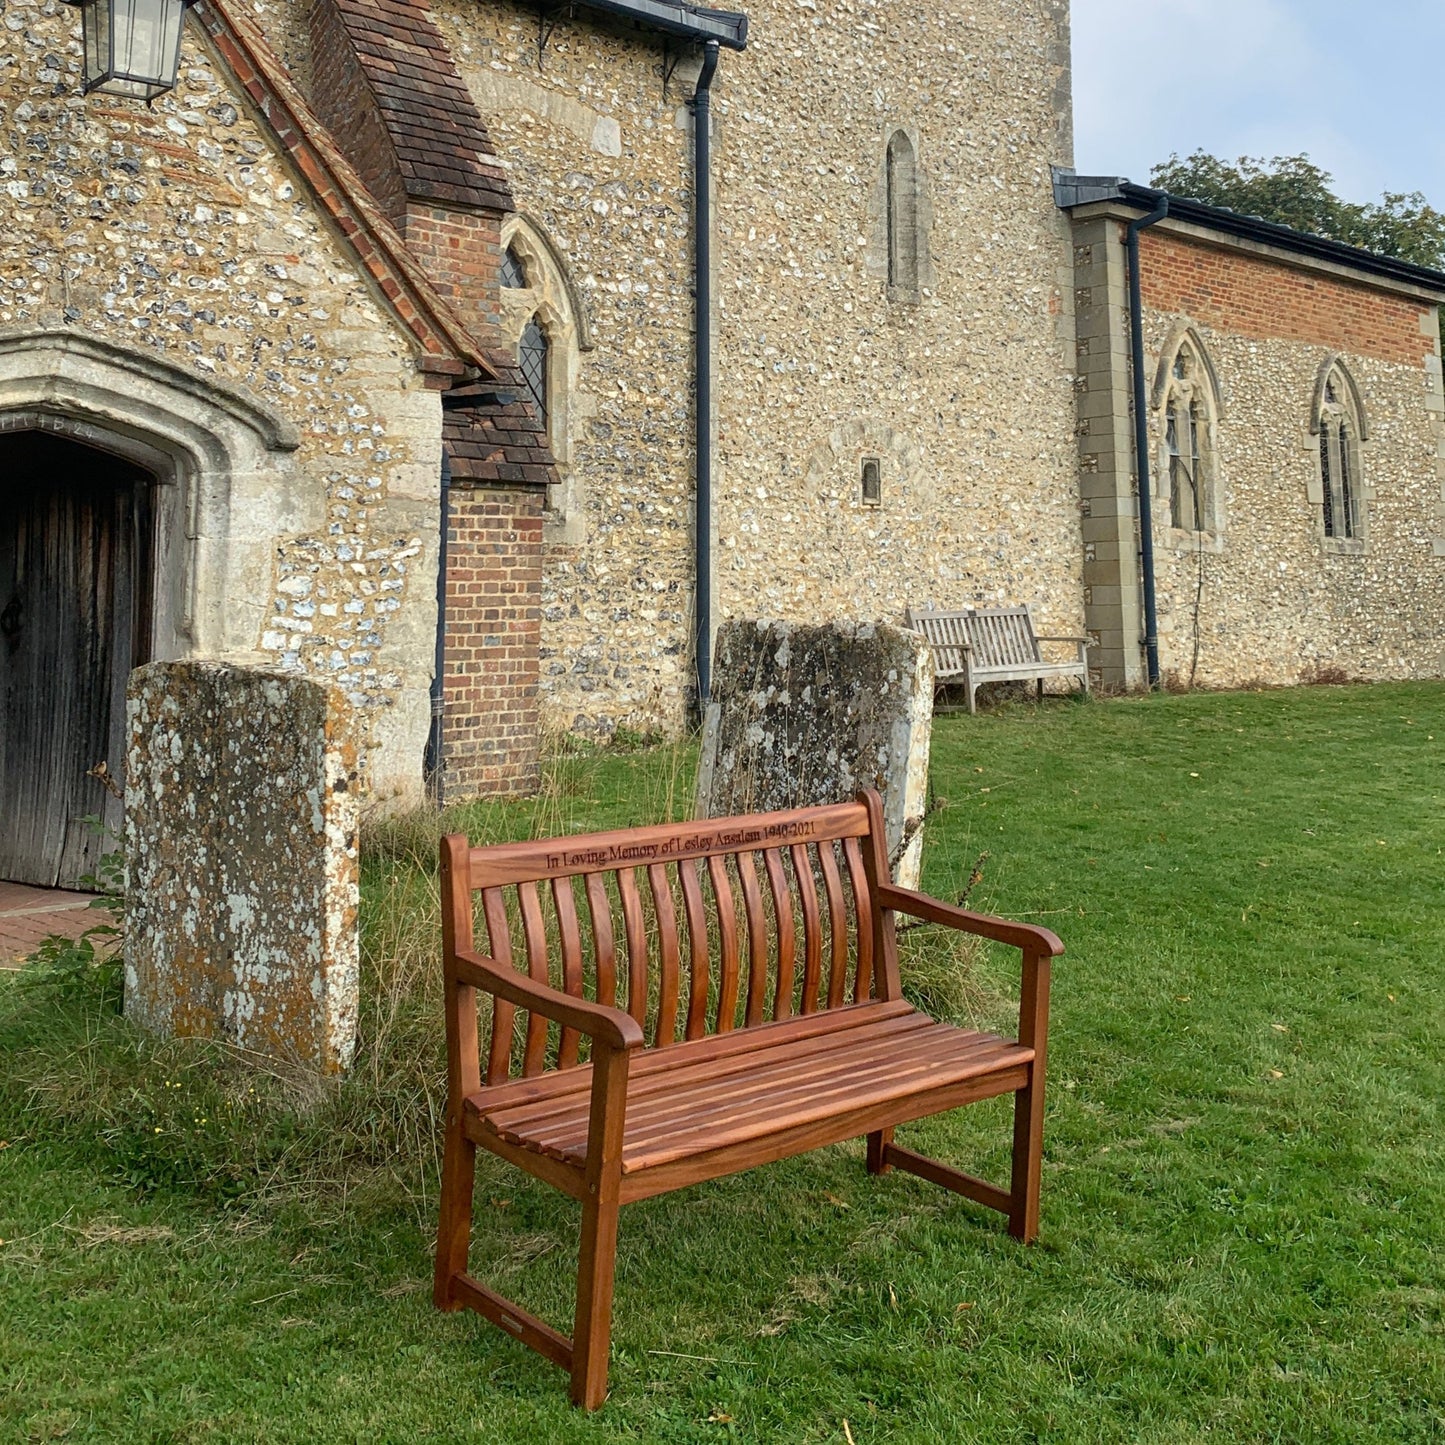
425 448 452 803
1127 196 1168 688
692 38 719 711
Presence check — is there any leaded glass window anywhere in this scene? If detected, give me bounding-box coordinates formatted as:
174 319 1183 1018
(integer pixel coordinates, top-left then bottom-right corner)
518 316 548 430
1316 363 1365 543
1320 418 1357 539
501 246 528 289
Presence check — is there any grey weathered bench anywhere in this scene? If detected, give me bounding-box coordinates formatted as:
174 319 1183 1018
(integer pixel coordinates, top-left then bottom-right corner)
907 605 1090 714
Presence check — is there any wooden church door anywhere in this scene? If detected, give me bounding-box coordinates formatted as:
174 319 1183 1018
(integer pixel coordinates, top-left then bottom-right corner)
0 433 153 889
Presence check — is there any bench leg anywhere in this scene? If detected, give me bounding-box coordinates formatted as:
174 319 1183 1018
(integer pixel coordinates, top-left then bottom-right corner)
571 1189 622 1409
866 1127 894 1175
433 1113 477 1310
1008 1065 1046 1244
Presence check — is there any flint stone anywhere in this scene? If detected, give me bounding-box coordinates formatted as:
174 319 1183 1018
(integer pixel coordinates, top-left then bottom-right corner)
696 619 934 888
124 661 360 1073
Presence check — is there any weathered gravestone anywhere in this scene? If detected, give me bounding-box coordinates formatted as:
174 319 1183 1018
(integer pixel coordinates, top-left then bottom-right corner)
696 619 934 888
124 662 360 1073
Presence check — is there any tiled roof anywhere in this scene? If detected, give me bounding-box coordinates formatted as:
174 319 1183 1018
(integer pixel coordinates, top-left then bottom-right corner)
443 356 559 489
199 0 498 381
329 0 513 214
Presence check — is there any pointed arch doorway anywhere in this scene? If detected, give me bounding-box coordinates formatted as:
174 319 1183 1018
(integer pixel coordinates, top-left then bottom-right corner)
0 430 155 888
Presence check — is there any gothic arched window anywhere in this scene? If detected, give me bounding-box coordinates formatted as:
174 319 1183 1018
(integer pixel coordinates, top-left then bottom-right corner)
498 215 592 543
1157 335 1220 535
1314 363 1366 542
886 130 919 293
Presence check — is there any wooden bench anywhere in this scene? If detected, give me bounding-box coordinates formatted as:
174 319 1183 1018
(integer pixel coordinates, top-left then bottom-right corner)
433 789 1062 1408
907 605 1090 714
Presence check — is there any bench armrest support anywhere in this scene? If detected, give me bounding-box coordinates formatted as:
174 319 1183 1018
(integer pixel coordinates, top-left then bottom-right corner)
453 949 645 1053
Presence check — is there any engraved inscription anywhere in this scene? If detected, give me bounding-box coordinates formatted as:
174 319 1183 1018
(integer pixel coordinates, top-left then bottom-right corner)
545 819 818 872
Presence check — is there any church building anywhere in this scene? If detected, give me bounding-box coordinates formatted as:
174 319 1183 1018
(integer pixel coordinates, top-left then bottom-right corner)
0 0 1441 890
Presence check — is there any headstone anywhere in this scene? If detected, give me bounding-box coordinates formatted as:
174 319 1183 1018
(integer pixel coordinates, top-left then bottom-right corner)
696 620 934 888
124 662 360 1073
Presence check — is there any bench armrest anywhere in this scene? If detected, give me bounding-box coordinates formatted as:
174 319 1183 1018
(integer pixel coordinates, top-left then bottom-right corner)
1034 635 1089 646
877 885 1059 1054
453 949 645 1053
876 884 1064 958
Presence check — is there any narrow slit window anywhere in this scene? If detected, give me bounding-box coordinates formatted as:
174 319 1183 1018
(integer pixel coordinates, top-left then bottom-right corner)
861 457 882 507
885 131 918 292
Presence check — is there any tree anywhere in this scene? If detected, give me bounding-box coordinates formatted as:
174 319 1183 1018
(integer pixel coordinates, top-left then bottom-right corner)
1149 152 1445 271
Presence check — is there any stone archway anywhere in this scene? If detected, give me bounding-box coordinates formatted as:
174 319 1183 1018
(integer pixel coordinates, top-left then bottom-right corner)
0 329 302 886
0 328 304 660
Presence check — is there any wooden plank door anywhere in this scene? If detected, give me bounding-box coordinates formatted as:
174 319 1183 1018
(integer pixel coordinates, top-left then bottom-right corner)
0 434 151 889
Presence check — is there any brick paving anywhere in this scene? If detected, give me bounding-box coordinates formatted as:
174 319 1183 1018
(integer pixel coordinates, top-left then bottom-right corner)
0 882 96 967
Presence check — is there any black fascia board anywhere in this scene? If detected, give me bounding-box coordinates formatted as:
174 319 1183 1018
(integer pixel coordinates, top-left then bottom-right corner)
569 0 747 49
1054 169 1445 295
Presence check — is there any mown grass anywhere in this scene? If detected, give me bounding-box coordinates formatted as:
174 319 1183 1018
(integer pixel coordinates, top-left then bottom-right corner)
3 683 1443 1442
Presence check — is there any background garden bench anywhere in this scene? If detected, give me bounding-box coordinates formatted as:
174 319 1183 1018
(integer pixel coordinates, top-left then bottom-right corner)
907 604 1090 713
433 790 1062 1408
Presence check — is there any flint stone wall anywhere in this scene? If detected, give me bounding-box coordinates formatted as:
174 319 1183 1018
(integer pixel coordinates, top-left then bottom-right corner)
124 662 360 1073
696 620 933 889
0 0 444 806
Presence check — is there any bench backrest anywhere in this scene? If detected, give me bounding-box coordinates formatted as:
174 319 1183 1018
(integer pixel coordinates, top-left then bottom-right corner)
909 605 1042 670
443 793 899 1085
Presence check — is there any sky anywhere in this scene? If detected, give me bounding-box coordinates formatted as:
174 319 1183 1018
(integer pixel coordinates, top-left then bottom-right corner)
1071 0 1445 208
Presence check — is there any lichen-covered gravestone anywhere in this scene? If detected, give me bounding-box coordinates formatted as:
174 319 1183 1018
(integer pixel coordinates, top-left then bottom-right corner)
696 620 934 888
124 662 360 1073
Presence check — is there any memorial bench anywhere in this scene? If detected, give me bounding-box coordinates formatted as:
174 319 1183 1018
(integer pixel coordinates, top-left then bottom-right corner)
433 790 1062 1408
907 604 1090 714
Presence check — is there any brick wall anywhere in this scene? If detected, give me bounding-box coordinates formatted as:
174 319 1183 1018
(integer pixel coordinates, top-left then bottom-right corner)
442 485 545 798
1139 229 1435 366
403 204 503 343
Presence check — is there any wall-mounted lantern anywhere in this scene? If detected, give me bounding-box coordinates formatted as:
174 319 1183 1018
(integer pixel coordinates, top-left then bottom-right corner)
62 0 197 103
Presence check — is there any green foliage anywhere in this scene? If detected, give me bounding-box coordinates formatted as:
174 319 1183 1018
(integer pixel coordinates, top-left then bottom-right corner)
1150 151 1445 270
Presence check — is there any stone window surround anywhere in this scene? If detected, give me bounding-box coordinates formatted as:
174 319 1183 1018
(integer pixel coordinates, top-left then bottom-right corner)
1151 322 1227 554
0 328 303 663
866 122 935 304
1307 354 1373 556
497 214 595 546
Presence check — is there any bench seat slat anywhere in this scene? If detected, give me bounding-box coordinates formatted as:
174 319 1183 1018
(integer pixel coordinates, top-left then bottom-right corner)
622 1065 1030 1204
479 1007 939 1138
497 1022 999 1153
470 1011 1031 1175
466 999 916 1113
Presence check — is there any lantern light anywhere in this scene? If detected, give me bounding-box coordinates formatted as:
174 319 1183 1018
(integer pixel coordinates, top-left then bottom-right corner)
62 0 197 104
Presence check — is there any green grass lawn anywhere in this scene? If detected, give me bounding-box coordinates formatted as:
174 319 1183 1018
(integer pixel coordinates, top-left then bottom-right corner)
3 684 1443 1442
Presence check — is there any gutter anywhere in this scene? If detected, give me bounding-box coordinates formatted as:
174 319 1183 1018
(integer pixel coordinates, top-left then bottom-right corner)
425 447 452 803
691 37 720 709
570 0 746 49
1126 196 1168 689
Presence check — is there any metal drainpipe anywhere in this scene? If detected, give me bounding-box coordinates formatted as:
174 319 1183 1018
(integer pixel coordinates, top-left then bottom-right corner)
692 38 720 711
1127 196 1168 688
425 447 452 804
